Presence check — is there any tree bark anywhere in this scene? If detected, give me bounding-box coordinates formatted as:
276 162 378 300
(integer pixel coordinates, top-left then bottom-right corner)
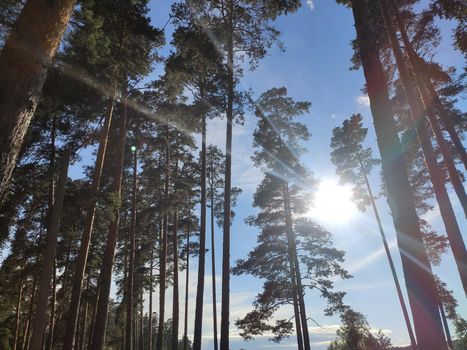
22 275 37 350
63 84 117 350
45 260 57 350
193 114 207 350
210 169 219 350
0 0 76 204
126 144 138 350
220 3 234 348
29 149 70 350
172 210 180 350
358 155 417 348
350 1 447 348
89 85 128 350
13 280 23 350
283 184 308 350
156 117 170 350
385 0 467 217
388 1 467 171
379 0 467 295
183 212 190 350
148 244 154 350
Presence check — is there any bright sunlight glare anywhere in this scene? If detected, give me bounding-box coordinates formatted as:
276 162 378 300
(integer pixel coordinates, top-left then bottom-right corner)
308 179 356 224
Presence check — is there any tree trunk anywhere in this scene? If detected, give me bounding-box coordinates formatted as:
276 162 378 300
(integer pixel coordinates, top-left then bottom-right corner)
148 244 154 350
172 210 180 350
0 0 76 204
385 0 467 217
379 0 467 295
13 280 23 350
45 260 57 350
156 117 170 350
29 149 70 350
89 84 128 350
63 84 117 350
126 144 138 350
22 276 37 350
138 296 144 350
358 155 417 348
350 1 447 348
183 212 190 350
388 1 467 171
220 3 234 348
210 173 218 350
78 297 89 350
193 114 207 350
283 184 308 350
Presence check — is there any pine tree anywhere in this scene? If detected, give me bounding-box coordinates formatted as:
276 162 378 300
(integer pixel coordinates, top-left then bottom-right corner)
0 0 76 204
234 87 349 348
330 114 416 347
340 0 448 347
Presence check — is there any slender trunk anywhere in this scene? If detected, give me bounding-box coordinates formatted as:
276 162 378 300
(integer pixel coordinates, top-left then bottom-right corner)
78 297 89 350
13 280 23 350
29 149 70 350
156 117 170 350
148 245 153 350
183 212 190 350
140 294 144 350
193 115 207 350
90 84 128 350
45 260 57 350
388 2 467 171
439 303 454 349
220 3 234 348
210 174 218 350
172 210 180 350
0 0 76 204
358 155 417 348
63 84 117 350
126 145 138 350
379 0 467 295
22 276 37 350
350 1 447 349
282 184 308 350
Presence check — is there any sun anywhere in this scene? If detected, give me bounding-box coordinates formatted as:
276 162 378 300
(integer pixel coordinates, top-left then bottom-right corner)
308 179 356 224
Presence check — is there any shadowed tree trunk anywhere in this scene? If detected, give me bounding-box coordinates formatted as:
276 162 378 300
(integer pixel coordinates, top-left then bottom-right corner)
89 85 128 350
183 212 190 350
63 84 117 350
209 163 218 350
45 260 57 349
220 4 234 347
388 1 467 172
193 114 207 350
148 244 154 350
22 276 37 350
126 142 138 350
379 0 467 296
172 211 180 350
156 117 170 350
12 279 23 350
350 0 447 348
0 0 76 204
29 149 70 350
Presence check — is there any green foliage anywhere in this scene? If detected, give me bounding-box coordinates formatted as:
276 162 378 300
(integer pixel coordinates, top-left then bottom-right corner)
234 87 349 342
327 309 391 350
330 113 380 211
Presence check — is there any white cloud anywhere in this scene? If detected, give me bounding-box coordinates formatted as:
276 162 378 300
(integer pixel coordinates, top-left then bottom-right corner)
355 95 370 107
306 0 315 10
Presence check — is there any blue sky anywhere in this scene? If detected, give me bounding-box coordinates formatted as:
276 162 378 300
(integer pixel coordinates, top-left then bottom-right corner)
69 0 466 349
